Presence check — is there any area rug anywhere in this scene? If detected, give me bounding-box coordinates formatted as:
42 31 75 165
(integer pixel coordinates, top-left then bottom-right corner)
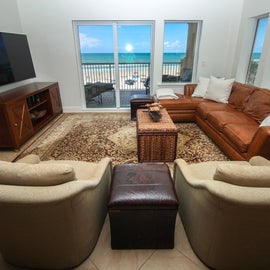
17 113 229 166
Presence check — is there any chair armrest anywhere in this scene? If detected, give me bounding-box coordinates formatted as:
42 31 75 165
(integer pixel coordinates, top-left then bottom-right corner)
247 126 270 160
92 157 112 179
15 154 41 164
249 156 270 166
173 158 196 181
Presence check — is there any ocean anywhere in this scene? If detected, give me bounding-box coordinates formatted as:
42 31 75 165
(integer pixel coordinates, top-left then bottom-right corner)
81 52 261 64
81 53 186 64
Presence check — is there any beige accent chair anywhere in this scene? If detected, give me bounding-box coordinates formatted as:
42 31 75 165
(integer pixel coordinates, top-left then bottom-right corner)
0 154 112 269
173 156 270 270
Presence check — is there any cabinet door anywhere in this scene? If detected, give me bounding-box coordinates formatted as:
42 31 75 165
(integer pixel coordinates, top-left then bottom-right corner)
7 100 33 147
49 84 63 114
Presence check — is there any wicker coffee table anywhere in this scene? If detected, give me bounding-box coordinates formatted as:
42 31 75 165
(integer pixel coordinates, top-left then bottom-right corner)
136 108 178 162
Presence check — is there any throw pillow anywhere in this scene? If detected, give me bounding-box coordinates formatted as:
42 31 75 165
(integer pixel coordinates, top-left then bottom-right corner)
259 115 270 127
0 161 76 186
156 88 179 99
213 164 270 187
192 77 210 97
204 76 235 103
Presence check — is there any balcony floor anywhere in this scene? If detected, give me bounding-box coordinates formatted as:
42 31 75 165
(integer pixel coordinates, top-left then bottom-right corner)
86 89 147 109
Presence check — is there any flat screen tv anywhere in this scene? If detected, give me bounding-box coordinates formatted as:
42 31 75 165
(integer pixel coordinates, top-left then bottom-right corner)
0 32 36 86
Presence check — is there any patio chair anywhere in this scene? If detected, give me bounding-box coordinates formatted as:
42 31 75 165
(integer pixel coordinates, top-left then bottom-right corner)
84 82 114 103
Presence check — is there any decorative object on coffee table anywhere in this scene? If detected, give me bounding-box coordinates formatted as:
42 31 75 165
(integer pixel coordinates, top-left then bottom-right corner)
146 102 162 122
108 163 179 249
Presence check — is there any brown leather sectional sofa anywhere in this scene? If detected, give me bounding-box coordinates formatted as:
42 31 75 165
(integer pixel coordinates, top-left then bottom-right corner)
156 82 270 161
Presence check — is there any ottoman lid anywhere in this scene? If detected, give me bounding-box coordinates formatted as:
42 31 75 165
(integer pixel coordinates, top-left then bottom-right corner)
108 164 179 210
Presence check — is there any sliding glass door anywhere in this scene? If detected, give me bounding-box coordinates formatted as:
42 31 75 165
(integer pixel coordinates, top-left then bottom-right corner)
75 21 153 109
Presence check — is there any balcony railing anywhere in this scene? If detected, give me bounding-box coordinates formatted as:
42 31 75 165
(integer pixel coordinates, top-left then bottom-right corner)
82 62 181 90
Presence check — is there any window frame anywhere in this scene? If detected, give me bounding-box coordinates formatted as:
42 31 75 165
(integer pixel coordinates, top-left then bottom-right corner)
73 20 155 110
245 15 269 85
161 20 202 85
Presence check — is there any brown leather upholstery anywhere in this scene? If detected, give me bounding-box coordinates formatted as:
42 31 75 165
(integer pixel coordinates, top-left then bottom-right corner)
130 95 154 120
108 164 179 249
157 82 270 161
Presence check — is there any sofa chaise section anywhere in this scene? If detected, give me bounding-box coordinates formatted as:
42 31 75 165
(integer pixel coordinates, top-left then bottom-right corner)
157 82 270 161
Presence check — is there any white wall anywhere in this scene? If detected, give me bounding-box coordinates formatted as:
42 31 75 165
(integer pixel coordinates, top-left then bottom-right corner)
0 0 21 32
2 0 244 111
234 0 270 88
0 0 36 93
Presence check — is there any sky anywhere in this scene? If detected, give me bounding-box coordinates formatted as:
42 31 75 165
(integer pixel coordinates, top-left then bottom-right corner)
78 17 269 55
78 23 188 54
253 16 268 53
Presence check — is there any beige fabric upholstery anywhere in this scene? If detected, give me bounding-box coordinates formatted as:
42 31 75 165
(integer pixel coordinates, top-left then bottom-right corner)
0 155 112 269
16 154 41 164
173 157 270 270
0 161 76 186
249 155 270 166
214 164 270 187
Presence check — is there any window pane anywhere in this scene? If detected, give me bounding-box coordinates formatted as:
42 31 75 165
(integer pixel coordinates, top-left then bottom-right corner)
117 24 152 107
162 22 198 83
77 22 153 109
78 25 116 108
246 16 269 85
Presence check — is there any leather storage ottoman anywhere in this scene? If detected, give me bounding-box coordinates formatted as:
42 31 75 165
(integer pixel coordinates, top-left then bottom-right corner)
130 94 154 121
108 163 179 249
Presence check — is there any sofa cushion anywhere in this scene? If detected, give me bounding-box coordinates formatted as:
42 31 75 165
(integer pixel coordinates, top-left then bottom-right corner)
196 101 235 120
228 82 255 111
192 77 209 97
207 111 257 132
214 164 270 187
0 161 76 186
243 89 270 123
157 95 202 110
222 123 259 153
204 76 234 103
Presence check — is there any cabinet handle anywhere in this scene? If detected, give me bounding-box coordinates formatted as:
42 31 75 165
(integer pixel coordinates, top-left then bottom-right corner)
14 123 18 127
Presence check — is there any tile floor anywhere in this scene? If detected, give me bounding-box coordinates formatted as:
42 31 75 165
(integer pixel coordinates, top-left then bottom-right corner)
0 214 210 270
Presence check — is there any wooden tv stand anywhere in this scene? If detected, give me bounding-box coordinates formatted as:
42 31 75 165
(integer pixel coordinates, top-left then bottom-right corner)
0 82 62 149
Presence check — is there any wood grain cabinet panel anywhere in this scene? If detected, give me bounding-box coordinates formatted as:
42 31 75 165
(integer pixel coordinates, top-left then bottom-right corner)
0 82 62 149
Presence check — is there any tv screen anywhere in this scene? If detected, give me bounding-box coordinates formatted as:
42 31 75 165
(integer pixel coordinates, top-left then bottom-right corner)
0 32 36 86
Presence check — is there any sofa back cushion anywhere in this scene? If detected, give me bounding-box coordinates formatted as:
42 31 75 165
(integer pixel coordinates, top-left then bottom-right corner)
243 88 270 123
228 82 255 111
0 161 76 186
214 164 270 187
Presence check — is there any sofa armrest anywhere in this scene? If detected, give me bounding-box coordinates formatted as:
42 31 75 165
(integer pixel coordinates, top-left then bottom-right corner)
184 84 197 96
247 126 270 160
